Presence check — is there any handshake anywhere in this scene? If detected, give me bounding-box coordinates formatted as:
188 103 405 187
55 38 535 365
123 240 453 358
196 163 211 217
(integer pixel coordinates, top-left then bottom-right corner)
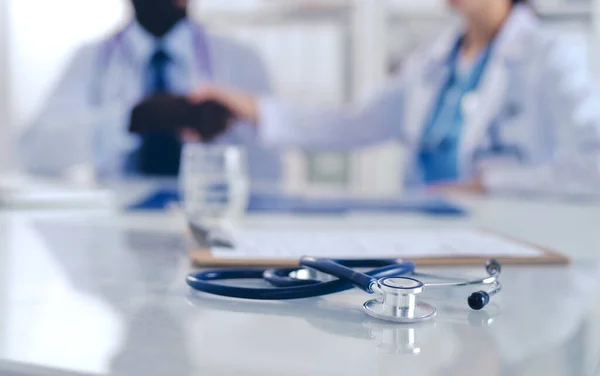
129 93 233 142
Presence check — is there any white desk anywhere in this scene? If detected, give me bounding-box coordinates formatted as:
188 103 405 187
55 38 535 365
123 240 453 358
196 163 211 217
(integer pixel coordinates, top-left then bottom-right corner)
1 197 600 376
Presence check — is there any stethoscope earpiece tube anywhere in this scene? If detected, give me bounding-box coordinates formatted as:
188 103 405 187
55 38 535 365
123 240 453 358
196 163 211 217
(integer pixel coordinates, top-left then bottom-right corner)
187 262 415 301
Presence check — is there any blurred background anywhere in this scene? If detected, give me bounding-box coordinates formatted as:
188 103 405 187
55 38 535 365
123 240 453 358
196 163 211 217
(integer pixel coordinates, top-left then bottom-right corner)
0 0 597 193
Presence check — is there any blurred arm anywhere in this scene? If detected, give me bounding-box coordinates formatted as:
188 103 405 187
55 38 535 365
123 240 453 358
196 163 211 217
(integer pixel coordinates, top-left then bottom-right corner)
211 43 273 145
258 74 406 151
482 37 600 197
18 44 139 177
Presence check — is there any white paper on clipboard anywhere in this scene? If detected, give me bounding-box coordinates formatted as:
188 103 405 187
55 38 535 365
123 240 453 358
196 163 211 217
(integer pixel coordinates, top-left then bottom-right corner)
210 229 545 260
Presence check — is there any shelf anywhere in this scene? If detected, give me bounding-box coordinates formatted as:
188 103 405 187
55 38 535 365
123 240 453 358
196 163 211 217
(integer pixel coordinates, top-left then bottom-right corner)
195 0 352 24
536 4 593 21
387 3 451 19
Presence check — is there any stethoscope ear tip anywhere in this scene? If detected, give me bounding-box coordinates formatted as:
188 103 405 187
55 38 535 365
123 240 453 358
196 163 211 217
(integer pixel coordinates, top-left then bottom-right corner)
486 259 502 276
467 291 490 310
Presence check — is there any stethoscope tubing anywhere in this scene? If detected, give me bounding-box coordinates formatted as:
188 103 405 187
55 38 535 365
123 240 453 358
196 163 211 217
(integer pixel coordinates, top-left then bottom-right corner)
187 261 416 300
263 259 403 288
300 257 383 293
94 21 212 104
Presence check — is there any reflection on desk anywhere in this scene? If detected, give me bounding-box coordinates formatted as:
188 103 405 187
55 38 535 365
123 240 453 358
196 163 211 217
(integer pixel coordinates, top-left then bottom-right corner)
0 174 114 210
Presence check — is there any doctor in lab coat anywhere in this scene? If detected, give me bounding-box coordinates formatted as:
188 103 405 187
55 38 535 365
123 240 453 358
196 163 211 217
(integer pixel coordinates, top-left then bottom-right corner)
193 0 600 196
19 0 281 182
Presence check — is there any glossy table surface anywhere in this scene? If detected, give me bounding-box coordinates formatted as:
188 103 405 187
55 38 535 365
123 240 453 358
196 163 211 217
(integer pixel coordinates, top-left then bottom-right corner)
1 196 600 376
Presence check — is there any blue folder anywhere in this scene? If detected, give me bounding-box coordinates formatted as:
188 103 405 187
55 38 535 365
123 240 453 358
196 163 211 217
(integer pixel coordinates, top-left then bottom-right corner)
127 188 467 216
247 192 466 216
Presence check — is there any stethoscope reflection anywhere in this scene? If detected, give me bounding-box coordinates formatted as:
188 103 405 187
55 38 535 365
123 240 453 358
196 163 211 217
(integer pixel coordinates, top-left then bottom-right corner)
186 291 500 356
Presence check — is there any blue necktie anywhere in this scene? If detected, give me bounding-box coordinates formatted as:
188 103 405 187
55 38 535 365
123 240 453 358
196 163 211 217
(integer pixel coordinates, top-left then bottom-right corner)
150 49 170 92
136 47 183 176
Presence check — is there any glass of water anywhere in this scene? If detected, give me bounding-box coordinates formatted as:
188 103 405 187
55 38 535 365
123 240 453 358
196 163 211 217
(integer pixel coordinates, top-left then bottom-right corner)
180 144 250 230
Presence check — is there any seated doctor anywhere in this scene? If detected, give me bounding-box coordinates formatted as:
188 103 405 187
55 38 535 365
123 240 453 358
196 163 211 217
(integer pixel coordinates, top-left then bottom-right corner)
192 0 600 195
19 0 281 181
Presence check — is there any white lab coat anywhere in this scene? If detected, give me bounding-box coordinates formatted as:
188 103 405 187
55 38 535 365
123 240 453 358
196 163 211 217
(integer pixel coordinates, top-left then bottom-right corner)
259 5 600 196
20 20 282 182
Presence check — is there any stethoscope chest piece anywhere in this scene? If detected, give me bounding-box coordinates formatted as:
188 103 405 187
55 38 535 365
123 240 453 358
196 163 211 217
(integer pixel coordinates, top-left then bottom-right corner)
363 277 437 323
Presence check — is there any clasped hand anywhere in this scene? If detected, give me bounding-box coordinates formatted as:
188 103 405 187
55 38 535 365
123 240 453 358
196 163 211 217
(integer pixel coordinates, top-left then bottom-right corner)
129 92 233 142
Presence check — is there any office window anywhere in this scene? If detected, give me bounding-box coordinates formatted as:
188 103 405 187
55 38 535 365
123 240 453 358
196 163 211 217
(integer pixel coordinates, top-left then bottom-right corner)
8 0 129 128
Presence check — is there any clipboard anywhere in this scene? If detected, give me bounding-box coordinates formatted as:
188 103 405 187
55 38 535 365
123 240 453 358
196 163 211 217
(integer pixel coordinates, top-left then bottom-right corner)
190 228 570 268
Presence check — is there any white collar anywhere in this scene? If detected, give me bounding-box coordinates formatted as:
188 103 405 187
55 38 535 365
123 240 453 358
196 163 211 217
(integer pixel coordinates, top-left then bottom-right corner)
426 4 538 69
123 19 197 67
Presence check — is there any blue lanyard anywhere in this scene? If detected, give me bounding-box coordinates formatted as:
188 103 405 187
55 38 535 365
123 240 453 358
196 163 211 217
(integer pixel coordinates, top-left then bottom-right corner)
448 38 494 94
421 38 494 150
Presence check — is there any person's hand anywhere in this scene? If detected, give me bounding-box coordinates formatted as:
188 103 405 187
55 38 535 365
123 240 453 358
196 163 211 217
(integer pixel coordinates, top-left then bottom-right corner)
189 85 259 124
129 94 232 142
129 94 192 134
179 128 202 143
188 100 233 142
430 177 487 195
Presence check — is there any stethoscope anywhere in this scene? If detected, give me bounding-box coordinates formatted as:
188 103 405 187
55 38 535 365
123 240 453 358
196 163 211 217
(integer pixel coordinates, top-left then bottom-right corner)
421 37 524 162
187 257 502 323
92 20 212 104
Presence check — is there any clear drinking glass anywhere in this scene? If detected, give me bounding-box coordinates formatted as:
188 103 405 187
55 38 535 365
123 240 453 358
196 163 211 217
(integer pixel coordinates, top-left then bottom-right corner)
180 144 250 230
